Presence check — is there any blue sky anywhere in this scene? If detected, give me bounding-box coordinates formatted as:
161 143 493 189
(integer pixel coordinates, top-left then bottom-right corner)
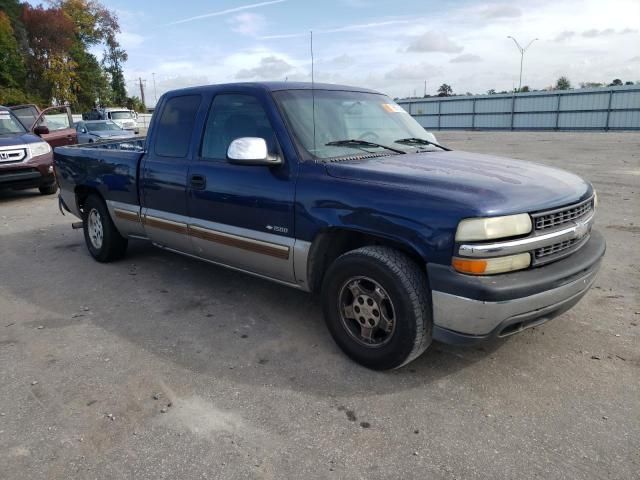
78 0 640 104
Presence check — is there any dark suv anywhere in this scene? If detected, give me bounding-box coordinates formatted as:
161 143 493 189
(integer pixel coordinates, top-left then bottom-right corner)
0 107 57 195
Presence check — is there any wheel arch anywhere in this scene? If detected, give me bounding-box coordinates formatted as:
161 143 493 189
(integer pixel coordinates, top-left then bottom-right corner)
74 185 103 213
306 227 428 293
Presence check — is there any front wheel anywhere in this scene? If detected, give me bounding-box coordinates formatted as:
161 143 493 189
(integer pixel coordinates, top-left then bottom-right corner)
82 195 128 262
321 246 432 370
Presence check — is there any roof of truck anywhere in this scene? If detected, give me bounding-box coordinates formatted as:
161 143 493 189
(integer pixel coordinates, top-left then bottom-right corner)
166 82 382 96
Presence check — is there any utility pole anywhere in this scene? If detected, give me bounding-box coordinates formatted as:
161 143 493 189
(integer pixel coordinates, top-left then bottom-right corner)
152 73 158 104
507 36 539 92
138 77 146 109
424 80 427 97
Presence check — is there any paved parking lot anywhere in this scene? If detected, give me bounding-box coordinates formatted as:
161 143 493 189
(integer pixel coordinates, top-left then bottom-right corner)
1 132 638 479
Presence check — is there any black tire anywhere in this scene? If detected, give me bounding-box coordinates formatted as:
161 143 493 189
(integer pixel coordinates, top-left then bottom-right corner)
82 194 128 262
38 183 58 195
321 246 432 370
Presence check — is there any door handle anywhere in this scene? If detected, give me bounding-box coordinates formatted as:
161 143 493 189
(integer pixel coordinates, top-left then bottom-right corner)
190 174 206 190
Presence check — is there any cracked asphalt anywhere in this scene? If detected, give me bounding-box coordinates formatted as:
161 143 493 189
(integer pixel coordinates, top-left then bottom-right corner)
0 131 638 479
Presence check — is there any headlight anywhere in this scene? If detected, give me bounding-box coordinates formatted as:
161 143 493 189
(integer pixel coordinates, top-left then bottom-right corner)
29 141 51 157
455 214 532 242
452 253 531 275
593 190 598 209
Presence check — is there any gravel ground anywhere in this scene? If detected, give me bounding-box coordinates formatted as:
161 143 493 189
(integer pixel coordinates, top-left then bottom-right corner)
0 131 638 480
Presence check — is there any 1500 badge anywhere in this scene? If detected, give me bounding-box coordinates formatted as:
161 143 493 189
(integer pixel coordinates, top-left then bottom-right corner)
266 225 288 233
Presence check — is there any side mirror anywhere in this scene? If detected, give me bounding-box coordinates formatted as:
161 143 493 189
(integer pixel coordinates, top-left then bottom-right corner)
34 125 49 136
81 128 87 134
227 137 281 166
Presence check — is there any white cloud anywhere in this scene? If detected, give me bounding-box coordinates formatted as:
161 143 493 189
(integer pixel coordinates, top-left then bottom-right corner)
480 5 522 19
118 31 145 49
405 31 463 53
384 63 440 81
555 31 575 42
235 56 294 79
450 53 482 63
228 13 266 36
166 0 286 26
582 28 615 37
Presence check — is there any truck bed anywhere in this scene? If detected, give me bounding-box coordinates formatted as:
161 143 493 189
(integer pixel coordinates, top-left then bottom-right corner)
54 138 146 217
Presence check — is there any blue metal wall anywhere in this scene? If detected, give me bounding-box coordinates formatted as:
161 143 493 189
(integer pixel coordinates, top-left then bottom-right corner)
397 85 640 130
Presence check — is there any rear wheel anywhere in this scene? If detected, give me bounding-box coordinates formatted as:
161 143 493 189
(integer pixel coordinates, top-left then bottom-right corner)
39 183 57 195
82 195 128 262
321 246 432 370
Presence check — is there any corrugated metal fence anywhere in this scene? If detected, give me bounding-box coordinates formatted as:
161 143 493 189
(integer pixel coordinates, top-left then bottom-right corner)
397 85 640 131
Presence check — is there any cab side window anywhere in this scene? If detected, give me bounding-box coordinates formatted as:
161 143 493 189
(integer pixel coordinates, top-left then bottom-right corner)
154 95 201 158
201 94 277 160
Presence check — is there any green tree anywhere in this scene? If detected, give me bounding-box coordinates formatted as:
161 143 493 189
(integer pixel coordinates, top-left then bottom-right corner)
103 41 128 105
555 76 571 90
520 85 530 92
0 11 26 89
126 95 146 112
609 78 623 86
437 83 453 97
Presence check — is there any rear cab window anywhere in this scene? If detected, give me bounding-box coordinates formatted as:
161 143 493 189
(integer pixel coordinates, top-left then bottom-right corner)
154 95 202 158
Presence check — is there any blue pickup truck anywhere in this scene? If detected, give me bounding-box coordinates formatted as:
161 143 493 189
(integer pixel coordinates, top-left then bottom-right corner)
54 82 605 369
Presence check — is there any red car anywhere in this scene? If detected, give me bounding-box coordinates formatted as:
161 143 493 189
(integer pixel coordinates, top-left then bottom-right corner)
0 105 77 195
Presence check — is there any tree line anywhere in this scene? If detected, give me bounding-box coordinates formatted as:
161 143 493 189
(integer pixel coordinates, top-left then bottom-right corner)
0 0 143 112
398 77 637 100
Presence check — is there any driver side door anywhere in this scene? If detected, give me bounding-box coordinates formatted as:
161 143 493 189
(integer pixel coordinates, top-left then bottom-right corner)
186 92 297 282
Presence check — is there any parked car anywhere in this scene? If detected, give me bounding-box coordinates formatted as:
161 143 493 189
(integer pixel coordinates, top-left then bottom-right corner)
75 120 136 144
9 104 78 147
0 106 57 195
83 108 139 134
54 82 605 369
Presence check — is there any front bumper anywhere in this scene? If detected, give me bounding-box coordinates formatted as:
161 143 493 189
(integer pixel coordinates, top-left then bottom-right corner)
0 154 55 190
428 230 606 344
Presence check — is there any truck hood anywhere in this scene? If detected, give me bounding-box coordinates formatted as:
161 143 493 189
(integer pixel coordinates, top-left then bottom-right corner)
325 150 592 216
0 132 43 147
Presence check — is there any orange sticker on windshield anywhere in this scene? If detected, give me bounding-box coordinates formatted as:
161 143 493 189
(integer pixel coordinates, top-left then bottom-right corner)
381 103 405 113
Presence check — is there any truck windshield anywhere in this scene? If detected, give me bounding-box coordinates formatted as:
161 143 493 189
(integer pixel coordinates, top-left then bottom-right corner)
110 111 133 120
274 90 441 159
0 110 27 135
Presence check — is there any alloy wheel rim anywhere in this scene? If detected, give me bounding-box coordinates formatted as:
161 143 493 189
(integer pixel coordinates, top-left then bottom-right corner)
87 208 103 249
338 276 396 348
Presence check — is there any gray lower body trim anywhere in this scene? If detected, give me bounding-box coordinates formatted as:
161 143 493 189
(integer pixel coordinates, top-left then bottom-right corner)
103 202 312 291
431 267 599 336
106 200 146 237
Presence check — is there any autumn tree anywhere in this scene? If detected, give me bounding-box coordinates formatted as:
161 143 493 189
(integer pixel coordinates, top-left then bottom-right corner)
21 4 77 104
54 0 121 110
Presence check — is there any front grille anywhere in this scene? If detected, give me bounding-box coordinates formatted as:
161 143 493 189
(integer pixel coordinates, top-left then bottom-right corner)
533 234 589 265
535 238 580 259
0 148 27 164
533 197 594 231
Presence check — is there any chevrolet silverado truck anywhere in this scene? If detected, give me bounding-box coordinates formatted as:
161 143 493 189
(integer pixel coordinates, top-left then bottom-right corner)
0 106 57 194
54 83 605 370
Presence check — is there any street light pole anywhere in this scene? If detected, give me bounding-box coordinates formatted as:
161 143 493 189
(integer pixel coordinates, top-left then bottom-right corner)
507 36 538 92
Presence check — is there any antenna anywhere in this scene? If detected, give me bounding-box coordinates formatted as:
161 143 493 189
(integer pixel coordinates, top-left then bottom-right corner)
310 30 317 156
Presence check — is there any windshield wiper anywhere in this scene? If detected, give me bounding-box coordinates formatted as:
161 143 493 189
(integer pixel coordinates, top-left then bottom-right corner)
325 139 406 154
394 137 450 151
